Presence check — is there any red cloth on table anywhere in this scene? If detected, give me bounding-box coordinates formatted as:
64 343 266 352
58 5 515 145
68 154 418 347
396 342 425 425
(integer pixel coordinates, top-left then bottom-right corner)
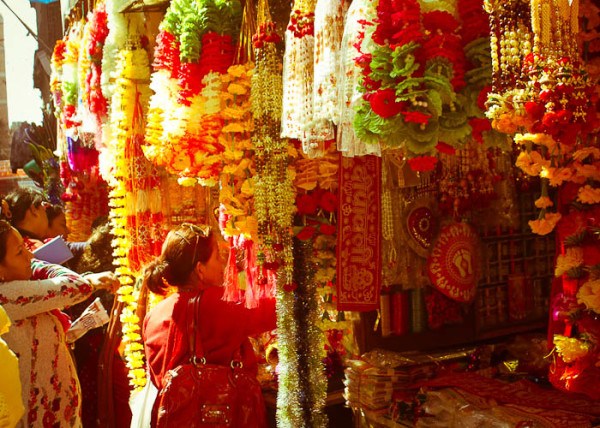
143 287 276 389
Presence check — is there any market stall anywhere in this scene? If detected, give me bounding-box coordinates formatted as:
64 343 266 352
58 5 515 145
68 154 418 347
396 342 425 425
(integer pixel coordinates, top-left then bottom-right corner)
48 0 599 426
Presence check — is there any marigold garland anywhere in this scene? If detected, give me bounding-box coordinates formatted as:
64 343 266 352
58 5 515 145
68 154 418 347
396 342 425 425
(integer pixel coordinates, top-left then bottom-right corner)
104 40 162 390
218 62 262 305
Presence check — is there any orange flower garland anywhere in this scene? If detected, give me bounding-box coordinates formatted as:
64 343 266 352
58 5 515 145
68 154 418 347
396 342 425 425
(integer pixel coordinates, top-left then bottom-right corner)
218 63 261 304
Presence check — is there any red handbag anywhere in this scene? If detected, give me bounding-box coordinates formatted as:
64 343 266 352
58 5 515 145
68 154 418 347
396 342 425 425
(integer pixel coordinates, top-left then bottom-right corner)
152 292 267 427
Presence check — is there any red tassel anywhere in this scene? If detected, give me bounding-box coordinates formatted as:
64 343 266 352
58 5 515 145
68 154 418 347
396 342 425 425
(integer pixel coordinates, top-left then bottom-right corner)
244 240 259 308
222 242 240 302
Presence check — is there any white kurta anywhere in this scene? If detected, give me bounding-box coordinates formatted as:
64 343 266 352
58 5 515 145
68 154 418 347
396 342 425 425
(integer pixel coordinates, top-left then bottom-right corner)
0 260 92 428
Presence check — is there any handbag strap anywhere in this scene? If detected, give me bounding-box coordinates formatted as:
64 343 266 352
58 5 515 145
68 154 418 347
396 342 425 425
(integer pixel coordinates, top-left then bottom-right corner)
187 291 206 365
186 290 243 369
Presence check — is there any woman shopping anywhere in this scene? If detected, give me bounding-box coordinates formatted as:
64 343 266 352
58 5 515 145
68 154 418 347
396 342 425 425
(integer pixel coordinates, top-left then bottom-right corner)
142 223 276 427
0 219 118 427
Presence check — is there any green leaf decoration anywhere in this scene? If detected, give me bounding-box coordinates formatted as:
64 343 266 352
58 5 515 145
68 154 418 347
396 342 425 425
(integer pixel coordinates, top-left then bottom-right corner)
62 82 78 105
405 119 439 154
564 230 587 247
394 77 426 98
390 42 421 78
482 129 512 150
462 87 483 118
426 90 443 118
465 66 491 88
369 46 395 86
353 104 384 145
180 14 205 62
425 57 454 82
424 74 455 105
438 104 471 148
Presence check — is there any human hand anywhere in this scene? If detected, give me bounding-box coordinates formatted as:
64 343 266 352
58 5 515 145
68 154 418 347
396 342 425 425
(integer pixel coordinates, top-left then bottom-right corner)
84 271 119 292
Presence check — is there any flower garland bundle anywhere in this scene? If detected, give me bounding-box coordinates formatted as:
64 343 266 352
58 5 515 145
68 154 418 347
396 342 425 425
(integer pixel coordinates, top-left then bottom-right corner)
104 41 162 390
143 0 241 185
549 186 600 399
506 0 599 235
251 14 296 297
337 0 381 157
101 0 144 102
78 19 93 121
458 0 510 150
218 63 261 305
83 2 110 130
353 0 470 169
282 0 331 157
483 0 533 129
61 22 84 130
252 2 300 425
294 148 357 380
313 0 349 132
51 40 66 124
60 140 110 242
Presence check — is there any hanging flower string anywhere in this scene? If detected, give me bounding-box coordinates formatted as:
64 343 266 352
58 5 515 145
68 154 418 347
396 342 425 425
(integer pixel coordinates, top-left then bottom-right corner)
61 22 84 130
312 0 349 143
143 0 241 186
83 1 110 131
252 1 302 424
104 41 158 391
218 63 261 305
281 0 329 157
352 0 470 168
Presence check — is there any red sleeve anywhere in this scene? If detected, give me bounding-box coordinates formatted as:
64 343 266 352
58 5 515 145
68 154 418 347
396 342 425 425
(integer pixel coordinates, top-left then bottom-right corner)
202 287 276 336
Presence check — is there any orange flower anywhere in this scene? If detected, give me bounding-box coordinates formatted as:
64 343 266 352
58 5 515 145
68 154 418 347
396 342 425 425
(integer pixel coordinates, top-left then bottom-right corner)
577 279 600 314
534 196 554 209
528 211 561 235
547 167 574 187
578 185 600 204
555 247 584 277
516 151 549 176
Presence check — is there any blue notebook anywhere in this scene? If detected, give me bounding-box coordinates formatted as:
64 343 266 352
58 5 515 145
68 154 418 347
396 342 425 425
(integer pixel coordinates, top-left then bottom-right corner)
33 236 74 265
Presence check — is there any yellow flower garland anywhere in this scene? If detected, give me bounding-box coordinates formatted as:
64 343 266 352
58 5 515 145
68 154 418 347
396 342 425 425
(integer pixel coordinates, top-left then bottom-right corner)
106 42 154 390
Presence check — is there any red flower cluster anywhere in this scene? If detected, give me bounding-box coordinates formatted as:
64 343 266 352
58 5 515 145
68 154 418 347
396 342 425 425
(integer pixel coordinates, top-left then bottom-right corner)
369 89 406 118
87 3 109 64
197 32 235 79
372 0 422 46
407 155 438 172
288 10 315 38
294 189 338 240
153 31 181 78
522 57 599 145
253 22 282 48
469 118 492 144
421 11 466 90
53 39 66 63
457 0 489 44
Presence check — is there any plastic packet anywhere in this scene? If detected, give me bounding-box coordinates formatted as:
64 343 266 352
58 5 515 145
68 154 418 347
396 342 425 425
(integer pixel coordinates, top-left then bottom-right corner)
66 297 109 343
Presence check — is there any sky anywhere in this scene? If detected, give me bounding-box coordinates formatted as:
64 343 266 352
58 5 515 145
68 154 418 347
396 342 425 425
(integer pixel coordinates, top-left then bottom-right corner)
0 1 44 125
